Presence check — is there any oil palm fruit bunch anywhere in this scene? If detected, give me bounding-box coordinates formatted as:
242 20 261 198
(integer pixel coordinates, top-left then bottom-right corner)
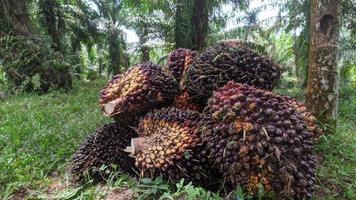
284 97 322 139
167 48 197 83
99 62 180 125
202 81 315 199
184 40 281 104
127 107 219 187
71 122 138 182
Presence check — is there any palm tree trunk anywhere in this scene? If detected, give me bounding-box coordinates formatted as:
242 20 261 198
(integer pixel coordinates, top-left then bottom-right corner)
174 0 193 49
0 0 32 36
109 31 121 75
111 50 120 75
139 21 150 62
306 0 341 133
0 0 72 91
191 0 209 50
98 57 103 77
141 45 150 62
39 0 65 52
97 44 103 77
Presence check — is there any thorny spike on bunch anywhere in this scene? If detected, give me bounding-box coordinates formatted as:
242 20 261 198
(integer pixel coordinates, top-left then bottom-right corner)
184 40 281 104
167 49 205 112
99 62 180 125
203 81 316 199
71 122 138 183
129 107 220 188
173 90 205 112
167 48 197 84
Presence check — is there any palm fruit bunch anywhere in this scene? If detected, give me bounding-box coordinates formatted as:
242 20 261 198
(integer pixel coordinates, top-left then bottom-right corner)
184 40 281 104
202 81 315 199
130 107 219 187
99 62 180 125
71 40 321 199
167 48 197 83
284 97 322 139
71 122 138 182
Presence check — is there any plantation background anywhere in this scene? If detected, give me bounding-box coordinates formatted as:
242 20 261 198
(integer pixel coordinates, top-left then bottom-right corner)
0 0 355 199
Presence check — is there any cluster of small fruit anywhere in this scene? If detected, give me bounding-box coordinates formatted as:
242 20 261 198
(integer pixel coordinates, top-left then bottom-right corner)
71 40 320 199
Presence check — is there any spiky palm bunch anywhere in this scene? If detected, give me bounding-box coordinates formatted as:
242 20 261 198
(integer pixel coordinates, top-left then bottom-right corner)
99 62 180 125
71 122 138 182
202 81 315 199
133 107 220 187
184 40 281 104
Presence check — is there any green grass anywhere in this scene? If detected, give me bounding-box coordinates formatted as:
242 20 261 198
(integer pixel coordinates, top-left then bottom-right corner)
0 80 110 198
313 87 356 199
0 80 355 199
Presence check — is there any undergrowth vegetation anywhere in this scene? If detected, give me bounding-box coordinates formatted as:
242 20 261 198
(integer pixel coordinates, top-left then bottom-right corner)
0 80 109 198
0 80 355 199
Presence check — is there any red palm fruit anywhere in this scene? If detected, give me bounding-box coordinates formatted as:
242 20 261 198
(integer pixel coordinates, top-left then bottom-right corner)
202 81 315 199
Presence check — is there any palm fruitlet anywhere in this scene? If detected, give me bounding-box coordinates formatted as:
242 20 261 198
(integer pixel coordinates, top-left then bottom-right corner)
71 122 138 182
184 40 281 104
167 48 197 84
99 62 180 125
202 81 315 199
128 107 219 187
